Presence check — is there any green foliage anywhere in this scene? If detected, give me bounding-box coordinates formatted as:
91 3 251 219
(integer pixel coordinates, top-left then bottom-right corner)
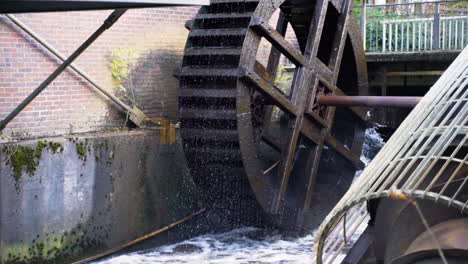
274 65 292 86
2 140 63 182
0 132 11 142
109 47 146 106
274 65 293 94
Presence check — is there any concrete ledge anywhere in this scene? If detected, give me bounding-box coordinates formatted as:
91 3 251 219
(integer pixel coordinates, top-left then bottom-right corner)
366 50 461 62
0 130 200 264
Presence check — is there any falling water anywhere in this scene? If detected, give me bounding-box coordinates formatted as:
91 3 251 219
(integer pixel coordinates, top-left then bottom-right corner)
93 126 386 264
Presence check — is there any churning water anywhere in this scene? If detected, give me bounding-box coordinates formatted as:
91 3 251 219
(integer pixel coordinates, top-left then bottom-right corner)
94 127 385 264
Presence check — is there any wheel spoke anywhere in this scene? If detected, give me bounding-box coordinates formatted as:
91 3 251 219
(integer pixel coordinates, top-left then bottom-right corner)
241 69 299 116
300 118 323 144
305 110 328 128
261 125 284 152
304 0 330 57
266 11 289 74
251 17 310 68
302 141 325 211
314 58 335 84
328 0 353 74
272 117 303 213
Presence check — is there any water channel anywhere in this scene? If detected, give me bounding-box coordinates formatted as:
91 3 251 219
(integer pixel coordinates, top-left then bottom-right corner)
94 127 385 264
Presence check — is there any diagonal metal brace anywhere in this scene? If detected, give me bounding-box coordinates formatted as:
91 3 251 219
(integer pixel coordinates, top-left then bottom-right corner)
4 13 149 127
0 9 137 131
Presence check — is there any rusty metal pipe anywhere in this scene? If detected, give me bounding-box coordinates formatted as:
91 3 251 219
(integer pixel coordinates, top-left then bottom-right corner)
317 96 423 108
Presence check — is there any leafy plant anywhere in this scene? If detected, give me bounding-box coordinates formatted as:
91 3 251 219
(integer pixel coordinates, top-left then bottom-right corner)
274 65 293 93
109 47 146 107
0 132 11 142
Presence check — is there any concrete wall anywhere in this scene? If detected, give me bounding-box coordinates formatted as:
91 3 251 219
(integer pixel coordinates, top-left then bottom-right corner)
0 130 201 264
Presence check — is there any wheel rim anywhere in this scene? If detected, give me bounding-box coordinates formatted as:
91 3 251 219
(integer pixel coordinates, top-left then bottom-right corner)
180 0 368 231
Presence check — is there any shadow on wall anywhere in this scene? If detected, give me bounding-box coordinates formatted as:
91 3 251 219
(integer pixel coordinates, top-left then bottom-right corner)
130 50 183 121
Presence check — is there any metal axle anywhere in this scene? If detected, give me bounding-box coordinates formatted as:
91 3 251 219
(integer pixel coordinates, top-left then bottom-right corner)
317 96 422 108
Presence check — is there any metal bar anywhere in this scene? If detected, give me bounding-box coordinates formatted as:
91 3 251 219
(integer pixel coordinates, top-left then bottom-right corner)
333 87 367 121
395 23 398 51
418 21 422 51
424 21 427 50
442 18 446 49
454 20 458 49
389 23 392 51
317 95 422 108
430 20 433 50
448 20 452 49
360 1 367 51
382 22 386 52
0 0 209 14
401 22 404 51
407 20 410 51
4 14 148 123
0 9 127 131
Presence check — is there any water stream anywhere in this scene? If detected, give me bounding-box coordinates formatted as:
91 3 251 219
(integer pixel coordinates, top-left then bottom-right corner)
94 127 385 264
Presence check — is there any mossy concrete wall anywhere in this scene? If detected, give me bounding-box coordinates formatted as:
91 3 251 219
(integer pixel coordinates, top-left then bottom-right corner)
0 130 200 264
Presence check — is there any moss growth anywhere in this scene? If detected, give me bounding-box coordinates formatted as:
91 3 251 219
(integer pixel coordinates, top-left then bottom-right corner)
75 142 87 161
47 142 64 153
2 141 65 182
1 228 106 264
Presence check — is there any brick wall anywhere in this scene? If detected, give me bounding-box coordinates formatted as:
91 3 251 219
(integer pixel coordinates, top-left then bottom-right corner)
0 7 199 138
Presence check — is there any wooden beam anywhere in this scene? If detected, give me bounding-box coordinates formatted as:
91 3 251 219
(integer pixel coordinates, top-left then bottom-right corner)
305 111 328 128
251 17 310 68
300 118 323 144
241 69 299 116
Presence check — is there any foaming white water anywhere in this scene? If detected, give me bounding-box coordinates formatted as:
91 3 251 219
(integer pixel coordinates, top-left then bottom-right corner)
95 227 317 264
95 127 385 264
354 126 386 178
361 126 385 166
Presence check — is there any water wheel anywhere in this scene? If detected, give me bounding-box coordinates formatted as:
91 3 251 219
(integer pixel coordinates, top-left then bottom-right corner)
179 0 368 232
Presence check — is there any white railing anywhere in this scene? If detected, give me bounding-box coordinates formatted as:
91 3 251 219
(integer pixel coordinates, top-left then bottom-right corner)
381 16 468 52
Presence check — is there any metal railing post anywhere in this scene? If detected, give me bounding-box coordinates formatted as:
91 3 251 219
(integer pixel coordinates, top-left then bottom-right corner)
360 0 367 51
382 22 386 52
433 2 440 49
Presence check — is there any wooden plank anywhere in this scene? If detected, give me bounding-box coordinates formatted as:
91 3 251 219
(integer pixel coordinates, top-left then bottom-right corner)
314 58 335 84
241 70 299 116
300 118 323 144
251 17 310 68
302 140 325 211
272 116 303 213
305 111 328 128
329 0 353 74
